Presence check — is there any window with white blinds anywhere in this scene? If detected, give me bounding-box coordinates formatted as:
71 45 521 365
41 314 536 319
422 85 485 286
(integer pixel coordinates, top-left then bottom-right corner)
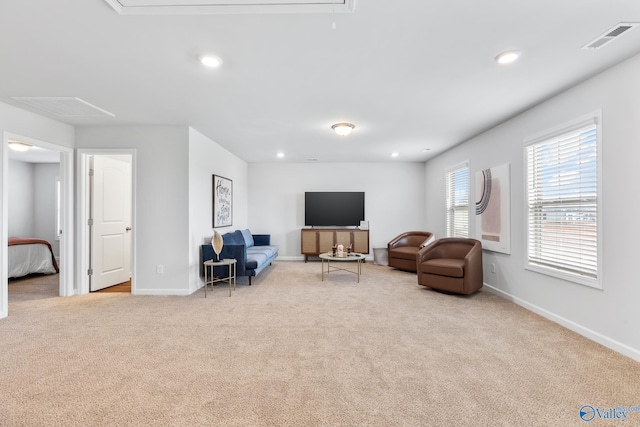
446 162 469 238
525 114 601 287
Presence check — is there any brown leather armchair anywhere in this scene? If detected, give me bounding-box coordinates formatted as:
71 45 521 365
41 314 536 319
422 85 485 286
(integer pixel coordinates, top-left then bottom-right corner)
387 231 434 272
416 238 483 295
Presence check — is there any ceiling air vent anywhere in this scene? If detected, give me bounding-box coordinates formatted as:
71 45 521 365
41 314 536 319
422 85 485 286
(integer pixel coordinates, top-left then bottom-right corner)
582 22 640 50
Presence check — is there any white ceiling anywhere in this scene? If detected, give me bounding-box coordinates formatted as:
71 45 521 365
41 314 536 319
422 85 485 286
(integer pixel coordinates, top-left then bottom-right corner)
2 0 640 163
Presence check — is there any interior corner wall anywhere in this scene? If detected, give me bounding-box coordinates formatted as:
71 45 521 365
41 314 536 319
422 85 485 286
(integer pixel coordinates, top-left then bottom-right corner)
187 127 249 293
6 161 57 255
248 162 426 260
8 160 34 238
75 126 191 295
424 53 640 360
34 163 61 257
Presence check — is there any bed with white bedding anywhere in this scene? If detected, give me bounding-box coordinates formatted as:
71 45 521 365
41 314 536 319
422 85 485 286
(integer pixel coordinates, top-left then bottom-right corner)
8 237 59 278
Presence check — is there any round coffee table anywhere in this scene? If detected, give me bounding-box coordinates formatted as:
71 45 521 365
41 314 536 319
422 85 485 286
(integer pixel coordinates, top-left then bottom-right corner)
319 252 366 283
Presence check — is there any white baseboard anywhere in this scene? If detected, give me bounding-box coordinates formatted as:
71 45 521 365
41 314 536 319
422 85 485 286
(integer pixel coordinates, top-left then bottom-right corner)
277 255 306 261
483 283 640 363
134 288 192 296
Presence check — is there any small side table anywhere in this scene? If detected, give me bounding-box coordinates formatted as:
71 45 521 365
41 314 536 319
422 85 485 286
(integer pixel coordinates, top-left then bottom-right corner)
203 258 237 297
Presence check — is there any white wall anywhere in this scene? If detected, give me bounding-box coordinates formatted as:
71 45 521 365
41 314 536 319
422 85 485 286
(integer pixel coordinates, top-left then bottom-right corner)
8 160 34 238
188 127 249 293
1 101 74 318
8 161 60 256
75 126 191 295
34 163 61 257
248 162 426 259
424 53 640 360
0 103 75 150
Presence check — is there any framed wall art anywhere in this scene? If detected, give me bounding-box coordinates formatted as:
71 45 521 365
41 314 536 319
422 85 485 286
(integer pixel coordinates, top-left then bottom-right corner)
475 163 511 254
213 175 232 228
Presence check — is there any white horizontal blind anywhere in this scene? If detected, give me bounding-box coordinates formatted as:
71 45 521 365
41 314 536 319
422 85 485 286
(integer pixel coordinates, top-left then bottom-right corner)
525 121 598 280
446 162 469 238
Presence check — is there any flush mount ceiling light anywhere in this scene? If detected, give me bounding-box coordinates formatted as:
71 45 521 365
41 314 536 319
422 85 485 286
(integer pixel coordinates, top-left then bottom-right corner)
8 141 32 152
198 54 223 68
331 123 355 136
494 50 521 65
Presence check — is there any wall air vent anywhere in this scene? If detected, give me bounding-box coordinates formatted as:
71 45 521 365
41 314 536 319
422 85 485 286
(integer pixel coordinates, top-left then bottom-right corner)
103 0 355 15
10 97 114 117
582 22 640 50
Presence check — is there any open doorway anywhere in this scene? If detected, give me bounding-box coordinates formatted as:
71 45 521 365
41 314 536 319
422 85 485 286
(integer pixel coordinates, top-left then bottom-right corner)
77 150 135 295
1 133 74 318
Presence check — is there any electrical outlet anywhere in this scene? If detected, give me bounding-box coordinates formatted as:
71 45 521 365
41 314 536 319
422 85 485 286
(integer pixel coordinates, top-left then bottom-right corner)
156 265 164 274
491 263 496 274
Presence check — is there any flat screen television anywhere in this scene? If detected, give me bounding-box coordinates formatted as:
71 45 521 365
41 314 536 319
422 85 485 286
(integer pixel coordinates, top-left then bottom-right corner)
305 192 365 227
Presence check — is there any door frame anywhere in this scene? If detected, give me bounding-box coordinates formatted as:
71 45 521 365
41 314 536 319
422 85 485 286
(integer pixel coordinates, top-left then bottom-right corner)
1 132 75 319
77 149 136 295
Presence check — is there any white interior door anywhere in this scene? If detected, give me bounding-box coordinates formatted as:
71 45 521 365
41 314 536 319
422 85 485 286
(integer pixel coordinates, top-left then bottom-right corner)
90 155 132 292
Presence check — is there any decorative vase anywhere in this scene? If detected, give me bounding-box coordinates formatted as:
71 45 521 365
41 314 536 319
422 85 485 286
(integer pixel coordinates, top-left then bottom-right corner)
337 244 344 256
212 230 223 261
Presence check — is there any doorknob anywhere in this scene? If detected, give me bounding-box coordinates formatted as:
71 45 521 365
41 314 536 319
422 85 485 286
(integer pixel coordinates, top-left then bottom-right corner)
126 227 132 232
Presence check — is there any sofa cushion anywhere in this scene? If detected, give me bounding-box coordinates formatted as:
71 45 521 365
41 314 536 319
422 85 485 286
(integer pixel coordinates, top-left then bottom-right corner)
389 246 421 261
420 258 465 278
246 246 278 270
240 229 254 248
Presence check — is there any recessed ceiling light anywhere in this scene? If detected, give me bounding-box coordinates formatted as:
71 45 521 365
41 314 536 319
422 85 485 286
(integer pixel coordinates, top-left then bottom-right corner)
198 54 223 68
391 152 399 158
331 123 355 136
494 50 520 65
277 152 285 158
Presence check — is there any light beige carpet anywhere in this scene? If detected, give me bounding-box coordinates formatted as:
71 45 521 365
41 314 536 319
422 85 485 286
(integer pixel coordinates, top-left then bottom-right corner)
2 262 639 426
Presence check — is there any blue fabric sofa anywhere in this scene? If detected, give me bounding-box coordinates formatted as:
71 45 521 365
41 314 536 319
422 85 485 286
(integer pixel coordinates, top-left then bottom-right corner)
201 229 278 285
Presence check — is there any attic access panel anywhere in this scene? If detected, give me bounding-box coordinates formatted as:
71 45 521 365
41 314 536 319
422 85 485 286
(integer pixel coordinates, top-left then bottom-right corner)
104 0 355 14
11 97 114 117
